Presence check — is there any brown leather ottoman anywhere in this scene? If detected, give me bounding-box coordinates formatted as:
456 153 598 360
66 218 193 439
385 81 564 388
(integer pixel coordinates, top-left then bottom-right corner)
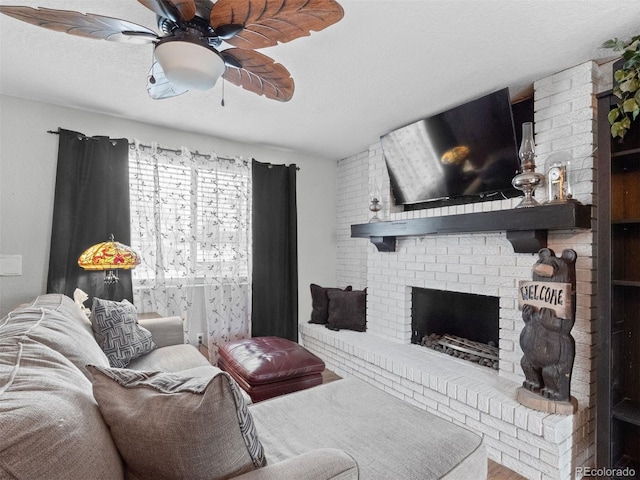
218 336 325 402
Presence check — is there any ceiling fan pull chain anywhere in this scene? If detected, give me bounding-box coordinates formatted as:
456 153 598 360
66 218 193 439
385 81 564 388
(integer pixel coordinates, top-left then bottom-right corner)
148 48 157 85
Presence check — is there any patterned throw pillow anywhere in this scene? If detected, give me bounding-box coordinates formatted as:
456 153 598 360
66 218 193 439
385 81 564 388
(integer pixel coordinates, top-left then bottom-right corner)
91 298 156 368
87 365 266 480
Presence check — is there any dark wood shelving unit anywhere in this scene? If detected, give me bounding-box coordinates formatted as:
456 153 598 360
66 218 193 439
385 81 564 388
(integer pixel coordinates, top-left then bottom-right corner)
612 280 640 288
612 148 640 158
351 202 592 253
597 89 640 471
613 219 640 224
613 399 640 427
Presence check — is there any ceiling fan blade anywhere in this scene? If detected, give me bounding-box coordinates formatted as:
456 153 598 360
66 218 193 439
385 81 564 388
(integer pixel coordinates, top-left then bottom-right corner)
147 59 189 99
221 48 294 101
167 0 197 20
0 6 158 43
137 0 196 22
137 0 179 22
210 0 344 49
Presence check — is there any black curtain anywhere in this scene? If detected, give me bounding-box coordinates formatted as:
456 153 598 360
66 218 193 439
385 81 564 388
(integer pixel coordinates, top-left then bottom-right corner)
47 129 132 304
251 161 298 340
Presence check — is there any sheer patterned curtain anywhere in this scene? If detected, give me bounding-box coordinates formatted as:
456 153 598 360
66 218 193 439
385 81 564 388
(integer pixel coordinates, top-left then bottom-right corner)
128 141 251 363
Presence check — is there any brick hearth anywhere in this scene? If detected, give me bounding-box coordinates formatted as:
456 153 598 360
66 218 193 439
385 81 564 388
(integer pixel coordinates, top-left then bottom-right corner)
301 60 606 480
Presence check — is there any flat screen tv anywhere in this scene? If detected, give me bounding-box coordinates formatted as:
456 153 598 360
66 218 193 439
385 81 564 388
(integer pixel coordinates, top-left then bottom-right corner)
381 88 522 209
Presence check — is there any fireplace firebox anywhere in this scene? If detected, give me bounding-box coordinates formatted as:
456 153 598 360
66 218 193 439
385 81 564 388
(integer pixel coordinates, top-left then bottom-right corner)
411 287 499 368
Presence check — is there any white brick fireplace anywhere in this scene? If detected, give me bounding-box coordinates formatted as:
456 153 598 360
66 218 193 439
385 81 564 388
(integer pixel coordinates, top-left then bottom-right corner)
300 61 607 480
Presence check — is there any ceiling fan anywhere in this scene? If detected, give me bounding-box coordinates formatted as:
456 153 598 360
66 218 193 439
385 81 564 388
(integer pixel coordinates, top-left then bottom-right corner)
0 0 344 101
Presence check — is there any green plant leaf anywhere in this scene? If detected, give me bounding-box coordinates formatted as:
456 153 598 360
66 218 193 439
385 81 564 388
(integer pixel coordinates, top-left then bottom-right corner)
603 38 626 51
621 116 631 129
608 108 620 125
619 75 640 93
623 98 638 112
606 35 640 139
612 120 629 139
620 79 633 93
613 85 623 98
611 122 623 138
623 56 640 69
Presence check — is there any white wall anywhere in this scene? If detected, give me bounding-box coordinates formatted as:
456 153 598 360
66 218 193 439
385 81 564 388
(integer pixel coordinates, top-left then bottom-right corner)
0 95 338 332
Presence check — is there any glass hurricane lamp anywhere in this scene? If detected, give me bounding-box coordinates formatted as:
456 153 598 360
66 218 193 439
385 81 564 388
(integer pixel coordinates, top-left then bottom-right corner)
512 122 545 208
369 181 382 223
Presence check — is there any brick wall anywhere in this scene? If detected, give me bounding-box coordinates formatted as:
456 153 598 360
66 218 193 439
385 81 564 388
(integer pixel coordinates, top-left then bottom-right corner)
335 151 369 290
303 61 603 479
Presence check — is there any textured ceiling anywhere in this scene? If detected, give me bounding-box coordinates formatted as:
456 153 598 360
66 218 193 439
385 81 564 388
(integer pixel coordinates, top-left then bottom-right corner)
1 1 639 161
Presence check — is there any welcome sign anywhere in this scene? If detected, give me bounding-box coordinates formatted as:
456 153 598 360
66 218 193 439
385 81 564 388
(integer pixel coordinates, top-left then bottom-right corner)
518 281 572 319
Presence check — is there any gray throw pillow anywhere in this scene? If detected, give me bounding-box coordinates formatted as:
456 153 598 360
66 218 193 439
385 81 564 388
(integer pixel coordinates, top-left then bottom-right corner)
91 298 156 368
87 365 266 480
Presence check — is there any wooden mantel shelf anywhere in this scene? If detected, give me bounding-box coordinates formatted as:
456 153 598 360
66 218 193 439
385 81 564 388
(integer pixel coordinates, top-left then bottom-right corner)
351 202 592 253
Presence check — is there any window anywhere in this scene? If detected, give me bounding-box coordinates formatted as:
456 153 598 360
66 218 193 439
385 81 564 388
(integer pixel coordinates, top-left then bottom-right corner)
129 144 250 285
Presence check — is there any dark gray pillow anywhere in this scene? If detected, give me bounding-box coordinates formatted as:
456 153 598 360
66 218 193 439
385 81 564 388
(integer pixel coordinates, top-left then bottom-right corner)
309 284 352 324
326 289 367 332
91 298 156 368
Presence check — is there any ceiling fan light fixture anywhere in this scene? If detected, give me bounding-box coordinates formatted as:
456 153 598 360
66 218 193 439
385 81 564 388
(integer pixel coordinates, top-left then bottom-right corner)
154 39 225 91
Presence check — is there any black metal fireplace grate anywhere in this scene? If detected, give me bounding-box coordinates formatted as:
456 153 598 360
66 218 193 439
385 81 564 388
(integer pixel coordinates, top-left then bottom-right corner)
421 333 499 370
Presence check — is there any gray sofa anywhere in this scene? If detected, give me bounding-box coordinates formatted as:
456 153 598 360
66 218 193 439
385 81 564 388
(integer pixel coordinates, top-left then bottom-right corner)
0 294 486 480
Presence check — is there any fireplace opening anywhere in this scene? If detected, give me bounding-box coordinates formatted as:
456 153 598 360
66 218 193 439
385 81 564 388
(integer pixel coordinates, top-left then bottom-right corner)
411 287 499 369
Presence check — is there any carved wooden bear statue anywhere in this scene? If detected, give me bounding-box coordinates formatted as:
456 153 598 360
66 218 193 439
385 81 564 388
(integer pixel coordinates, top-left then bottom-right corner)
519 248 577 402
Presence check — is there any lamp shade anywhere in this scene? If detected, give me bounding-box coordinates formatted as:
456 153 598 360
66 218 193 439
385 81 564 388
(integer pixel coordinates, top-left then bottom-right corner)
78 237 140 271
154 39 225 91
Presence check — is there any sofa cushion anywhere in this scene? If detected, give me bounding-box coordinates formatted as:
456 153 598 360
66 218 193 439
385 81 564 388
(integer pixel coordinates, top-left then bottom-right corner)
0 336 123 480
3 294 109 377
29 293 94 335
138 315 185 348
326 289 367 332
309 284 351 324
127 343 211 372
87 365 266 480
232 449 358 480
250 377 485 480
91 298 156 368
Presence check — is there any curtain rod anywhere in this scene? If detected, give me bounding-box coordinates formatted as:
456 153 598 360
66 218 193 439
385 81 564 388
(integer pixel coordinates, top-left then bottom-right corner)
48 130 229 161
47 130 300 170
130 141 230 161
